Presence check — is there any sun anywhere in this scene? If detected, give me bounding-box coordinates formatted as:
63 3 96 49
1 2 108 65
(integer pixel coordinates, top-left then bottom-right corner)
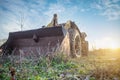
103 37 120 49
94 37 120 49
109 42 119 49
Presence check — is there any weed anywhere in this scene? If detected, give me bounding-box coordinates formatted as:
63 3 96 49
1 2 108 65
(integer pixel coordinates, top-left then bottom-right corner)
0 49 120 80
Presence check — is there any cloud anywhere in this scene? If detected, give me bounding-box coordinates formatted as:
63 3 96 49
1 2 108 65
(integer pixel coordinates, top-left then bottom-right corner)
44 3 65 17
91 0 120 20
80 8 90 12
101 8 120 20
0 0 49 38
91 3 103 10
43 1 81 24
0 0 83 39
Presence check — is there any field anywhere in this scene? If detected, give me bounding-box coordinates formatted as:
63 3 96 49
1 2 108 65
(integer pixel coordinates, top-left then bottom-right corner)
0 48 120 80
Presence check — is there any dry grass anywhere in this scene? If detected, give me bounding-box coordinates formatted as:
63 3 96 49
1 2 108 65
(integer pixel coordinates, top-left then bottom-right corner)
0 48 120 80
72 48 120 80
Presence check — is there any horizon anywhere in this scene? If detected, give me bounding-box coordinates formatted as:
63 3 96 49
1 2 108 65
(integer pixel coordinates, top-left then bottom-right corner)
0 0 120 50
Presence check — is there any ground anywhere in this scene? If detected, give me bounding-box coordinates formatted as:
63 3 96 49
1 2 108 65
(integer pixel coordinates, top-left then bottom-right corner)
0 48 120 80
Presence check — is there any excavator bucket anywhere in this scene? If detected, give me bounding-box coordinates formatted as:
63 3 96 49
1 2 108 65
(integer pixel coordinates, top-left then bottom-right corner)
0 26 70 57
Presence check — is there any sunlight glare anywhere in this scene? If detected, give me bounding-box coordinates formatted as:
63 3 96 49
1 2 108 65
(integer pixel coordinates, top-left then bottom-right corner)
94 37 120 49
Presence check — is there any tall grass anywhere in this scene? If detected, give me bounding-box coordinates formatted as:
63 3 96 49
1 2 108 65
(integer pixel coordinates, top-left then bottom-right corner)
0 48 120 80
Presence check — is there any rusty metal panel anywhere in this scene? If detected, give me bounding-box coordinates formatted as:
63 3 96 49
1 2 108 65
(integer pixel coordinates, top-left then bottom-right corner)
9 26 66 39
1 26 67 54
12 36 64 56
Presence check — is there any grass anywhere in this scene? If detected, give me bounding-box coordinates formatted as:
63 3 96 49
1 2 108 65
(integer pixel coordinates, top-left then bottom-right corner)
0 48 120 80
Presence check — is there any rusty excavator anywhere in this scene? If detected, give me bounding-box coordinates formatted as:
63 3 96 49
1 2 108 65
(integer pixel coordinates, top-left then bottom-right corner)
0 14 88 58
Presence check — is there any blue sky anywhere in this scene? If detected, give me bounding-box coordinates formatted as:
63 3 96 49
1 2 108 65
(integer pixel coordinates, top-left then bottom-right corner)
0 0 120 49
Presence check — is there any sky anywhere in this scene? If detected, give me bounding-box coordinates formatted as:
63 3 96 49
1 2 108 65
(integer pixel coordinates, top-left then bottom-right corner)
0 0 120 50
